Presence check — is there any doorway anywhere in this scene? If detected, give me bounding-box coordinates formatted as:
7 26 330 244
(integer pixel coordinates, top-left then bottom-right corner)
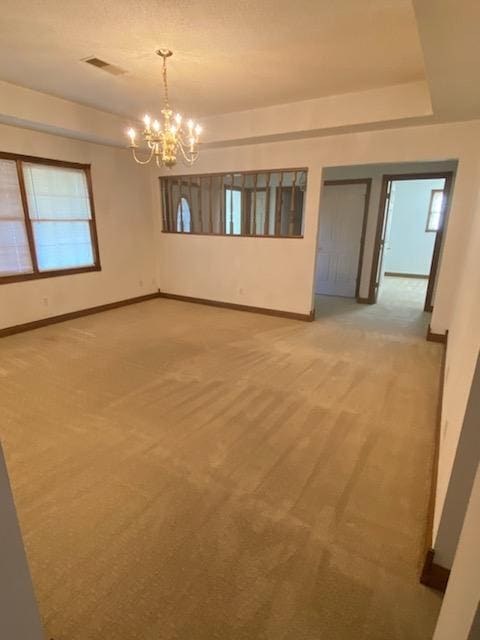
370 172 453 311
314 179 371 298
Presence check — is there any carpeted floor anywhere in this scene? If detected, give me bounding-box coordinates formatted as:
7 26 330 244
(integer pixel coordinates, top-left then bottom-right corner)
0 280 442 639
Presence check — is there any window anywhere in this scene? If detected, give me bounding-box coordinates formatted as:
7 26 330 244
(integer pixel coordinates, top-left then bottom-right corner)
176 197 191 232
224 188 242 234
0 160 33 276
426 189 444 232
160 168 307 238
0 154 99 283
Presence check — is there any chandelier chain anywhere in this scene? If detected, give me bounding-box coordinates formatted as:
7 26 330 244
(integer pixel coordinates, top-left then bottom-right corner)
162 55 170 109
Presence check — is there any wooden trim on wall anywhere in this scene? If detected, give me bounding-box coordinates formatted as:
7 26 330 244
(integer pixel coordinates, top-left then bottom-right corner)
157 167 309 181
15 158 39 273
427 324 448 343
161 230 304 239
368 176 390 303
420 331 449 593
0 265 101 286
321 178 372 301
420 549 451 593
0 151 90 170
84 165 101 271
0 293 161 339
368 171 454 308
385 272 429 279
357 180 371 299
0 290 315 337
158 291 315 322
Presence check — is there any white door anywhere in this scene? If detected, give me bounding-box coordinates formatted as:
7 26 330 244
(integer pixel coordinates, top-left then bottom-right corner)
315 183 367 297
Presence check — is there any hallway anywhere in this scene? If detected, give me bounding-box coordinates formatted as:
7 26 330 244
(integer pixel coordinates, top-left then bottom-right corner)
315 276 430 339
0 294 442 639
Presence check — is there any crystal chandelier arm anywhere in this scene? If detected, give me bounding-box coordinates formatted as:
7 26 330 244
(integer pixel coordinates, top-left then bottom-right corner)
131 146 156 165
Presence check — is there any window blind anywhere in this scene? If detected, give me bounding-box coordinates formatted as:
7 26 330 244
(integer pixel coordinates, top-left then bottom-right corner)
0 160 33 276
23 163 94 271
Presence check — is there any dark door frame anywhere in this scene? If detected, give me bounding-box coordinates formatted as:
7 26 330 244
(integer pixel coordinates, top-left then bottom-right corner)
368 171 454 311
320 178 372 300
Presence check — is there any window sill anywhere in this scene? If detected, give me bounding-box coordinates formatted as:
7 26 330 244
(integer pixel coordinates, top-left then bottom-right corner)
0 265 101 286
161 230 304 239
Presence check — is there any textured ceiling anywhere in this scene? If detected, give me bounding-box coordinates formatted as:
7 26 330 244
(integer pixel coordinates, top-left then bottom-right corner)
0 0 426 120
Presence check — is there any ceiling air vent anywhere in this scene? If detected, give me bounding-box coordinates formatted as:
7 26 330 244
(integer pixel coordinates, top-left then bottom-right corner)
83 57 126 76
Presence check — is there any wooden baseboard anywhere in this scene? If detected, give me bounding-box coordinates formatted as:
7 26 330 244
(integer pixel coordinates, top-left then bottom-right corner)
158 292 315 322
426 324 447 343
385 271 429 279
0 292 161 338
420 548 451 593
357 296 374 305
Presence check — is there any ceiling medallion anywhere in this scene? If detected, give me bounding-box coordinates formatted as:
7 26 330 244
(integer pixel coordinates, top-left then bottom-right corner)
126 50 201 168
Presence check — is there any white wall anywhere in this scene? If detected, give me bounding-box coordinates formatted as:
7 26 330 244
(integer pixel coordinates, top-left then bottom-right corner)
434 353 480 568
153 120 478 329
0 123 157 330
433 157 480 545
433 463 480 640
200 81 432 145
0 80 134 147
384 179 443 276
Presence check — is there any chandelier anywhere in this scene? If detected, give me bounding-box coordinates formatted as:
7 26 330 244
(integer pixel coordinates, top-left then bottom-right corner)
126 50 202 168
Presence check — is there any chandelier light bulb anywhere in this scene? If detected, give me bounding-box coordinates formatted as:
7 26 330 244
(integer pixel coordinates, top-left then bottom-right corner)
170 125 177 134
175 113 182 124
187 119 194 130
127 128 136 143
152 120 160 132
143 114 151 127
195 124 202 136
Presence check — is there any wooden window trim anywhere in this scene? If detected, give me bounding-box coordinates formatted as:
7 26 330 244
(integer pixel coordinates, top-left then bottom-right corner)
160 167 307 239
426 189 444 233
0 152 101 285
161 230 304 239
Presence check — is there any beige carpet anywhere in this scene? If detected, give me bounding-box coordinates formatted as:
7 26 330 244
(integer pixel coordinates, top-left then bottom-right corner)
0 282 443 639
